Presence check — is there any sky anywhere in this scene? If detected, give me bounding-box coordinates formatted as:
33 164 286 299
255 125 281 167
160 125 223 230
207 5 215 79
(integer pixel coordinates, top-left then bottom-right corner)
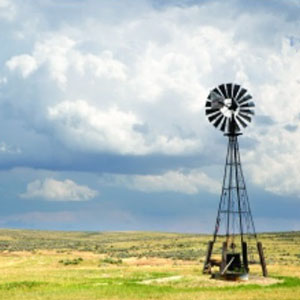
0 0 299 233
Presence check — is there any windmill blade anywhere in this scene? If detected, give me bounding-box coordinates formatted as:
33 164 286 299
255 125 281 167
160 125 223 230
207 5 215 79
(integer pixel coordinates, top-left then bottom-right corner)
205 108 219 115
220 117 228 132
205 101 212 107
238 94 252 105
218 84 227 98
226 83 233 98
212 87 222 96
208 111 222 122
208 88 222 99
239 113 252 122
240 101 255 108
210 91 223 102
233 84 241 98
213 114 224 128
240 109 254 115
236 115 248 128
236 88 247 101
210 92 225 109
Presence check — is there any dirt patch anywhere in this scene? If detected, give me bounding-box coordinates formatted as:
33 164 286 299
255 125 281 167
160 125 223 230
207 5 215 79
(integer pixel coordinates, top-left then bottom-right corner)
243 275 281 285
124 257 198 266
207 275 282 287
138 275 183 285
137 274 282 288
0 251 33 257
191 275 282 287
125 257 174 266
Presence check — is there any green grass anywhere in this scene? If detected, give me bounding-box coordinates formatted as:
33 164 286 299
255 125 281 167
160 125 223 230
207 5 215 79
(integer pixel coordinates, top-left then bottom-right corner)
0 229 299 299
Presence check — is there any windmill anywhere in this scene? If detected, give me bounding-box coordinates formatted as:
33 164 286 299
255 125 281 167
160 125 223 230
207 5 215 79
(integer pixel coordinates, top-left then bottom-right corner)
203 83 267 280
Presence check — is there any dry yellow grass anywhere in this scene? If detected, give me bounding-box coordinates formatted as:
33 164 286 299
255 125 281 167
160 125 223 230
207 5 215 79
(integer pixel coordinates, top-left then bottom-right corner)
0 229 299 300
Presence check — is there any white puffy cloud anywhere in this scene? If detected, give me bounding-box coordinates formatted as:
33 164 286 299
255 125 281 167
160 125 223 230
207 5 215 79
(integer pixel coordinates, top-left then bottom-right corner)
6 35 127 86
101 169 220 195
20 178 98 201
48 99 198 155
6 54 38 78
246 123 300 198
239 39 300 198
129 24 239 107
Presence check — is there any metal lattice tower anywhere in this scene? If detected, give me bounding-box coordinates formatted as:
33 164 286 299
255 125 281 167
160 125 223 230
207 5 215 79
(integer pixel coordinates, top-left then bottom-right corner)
203 83 267 278
213 135 257 246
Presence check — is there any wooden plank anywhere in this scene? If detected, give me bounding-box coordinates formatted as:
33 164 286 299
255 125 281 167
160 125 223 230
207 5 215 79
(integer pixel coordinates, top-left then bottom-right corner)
242 241 249 272
220 242 227 273
257 241 268 277
203 240 214 274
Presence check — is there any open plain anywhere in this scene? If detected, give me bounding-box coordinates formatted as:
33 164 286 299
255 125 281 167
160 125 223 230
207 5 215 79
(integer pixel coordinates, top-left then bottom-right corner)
0 229 299 300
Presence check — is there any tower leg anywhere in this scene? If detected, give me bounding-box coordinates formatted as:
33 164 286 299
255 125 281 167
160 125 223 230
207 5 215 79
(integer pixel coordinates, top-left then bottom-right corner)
203 240 214 273
257 242 268 277
220 241 227 273
242 241 249 273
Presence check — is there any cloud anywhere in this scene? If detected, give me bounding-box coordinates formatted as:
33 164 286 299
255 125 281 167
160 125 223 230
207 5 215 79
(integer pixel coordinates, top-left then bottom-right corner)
238 39 300 198
101 169 220 194
0 0 16 21
6 35 127 86
20 178 98 201
245 121 300 198
6 54 38 78
48 99 198 155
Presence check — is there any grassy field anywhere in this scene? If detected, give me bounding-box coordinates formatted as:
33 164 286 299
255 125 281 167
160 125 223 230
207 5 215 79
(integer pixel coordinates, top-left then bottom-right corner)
0 229 299 300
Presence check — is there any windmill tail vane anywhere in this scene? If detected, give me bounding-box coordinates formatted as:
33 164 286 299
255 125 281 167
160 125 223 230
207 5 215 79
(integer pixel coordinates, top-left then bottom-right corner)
203 83 267 280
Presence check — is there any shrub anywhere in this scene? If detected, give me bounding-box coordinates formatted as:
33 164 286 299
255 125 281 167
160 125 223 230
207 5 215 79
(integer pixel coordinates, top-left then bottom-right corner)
58 257 83 266
100 257 122 265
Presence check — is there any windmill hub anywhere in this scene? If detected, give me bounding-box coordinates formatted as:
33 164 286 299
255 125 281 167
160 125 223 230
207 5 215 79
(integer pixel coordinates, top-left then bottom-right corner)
221 98 238 118
224 98 233 107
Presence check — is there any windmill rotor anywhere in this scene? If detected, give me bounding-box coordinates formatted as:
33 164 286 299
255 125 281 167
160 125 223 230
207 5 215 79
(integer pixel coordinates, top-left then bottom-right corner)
205 83 255 134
